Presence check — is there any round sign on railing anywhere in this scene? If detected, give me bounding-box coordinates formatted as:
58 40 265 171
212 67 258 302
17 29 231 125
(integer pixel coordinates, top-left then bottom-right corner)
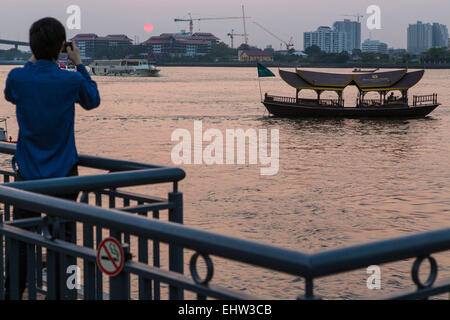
97 237 125 277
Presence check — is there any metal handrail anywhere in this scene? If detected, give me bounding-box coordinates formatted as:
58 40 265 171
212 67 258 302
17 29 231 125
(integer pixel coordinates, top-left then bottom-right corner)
0 185 449 281
3 168 185 196
266 95 344 107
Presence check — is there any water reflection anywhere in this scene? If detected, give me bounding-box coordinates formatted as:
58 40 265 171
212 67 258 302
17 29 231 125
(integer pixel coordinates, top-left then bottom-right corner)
0 66 449 299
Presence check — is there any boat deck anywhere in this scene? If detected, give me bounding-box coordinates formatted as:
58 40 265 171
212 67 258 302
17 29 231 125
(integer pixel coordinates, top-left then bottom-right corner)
263 94 440 118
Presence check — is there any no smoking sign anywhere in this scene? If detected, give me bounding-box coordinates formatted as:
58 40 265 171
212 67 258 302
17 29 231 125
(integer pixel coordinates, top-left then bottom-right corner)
96 237 125 277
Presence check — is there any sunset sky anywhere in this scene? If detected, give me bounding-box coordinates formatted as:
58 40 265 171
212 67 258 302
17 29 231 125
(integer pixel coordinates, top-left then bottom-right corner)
1 0 449 50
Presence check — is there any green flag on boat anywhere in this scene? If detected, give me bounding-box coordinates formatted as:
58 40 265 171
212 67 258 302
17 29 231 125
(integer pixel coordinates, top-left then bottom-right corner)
257 63 275 78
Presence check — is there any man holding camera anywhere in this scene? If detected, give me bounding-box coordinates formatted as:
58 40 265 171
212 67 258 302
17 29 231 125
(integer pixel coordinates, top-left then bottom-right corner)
3 17 101 299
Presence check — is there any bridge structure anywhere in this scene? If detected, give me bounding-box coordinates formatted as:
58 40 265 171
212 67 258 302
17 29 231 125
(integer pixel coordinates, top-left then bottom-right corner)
0 39 29 50
0 141 448 300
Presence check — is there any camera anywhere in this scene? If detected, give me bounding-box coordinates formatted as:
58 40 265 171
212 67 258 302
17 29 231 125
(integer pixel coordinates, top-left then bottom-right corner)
62 42 73 53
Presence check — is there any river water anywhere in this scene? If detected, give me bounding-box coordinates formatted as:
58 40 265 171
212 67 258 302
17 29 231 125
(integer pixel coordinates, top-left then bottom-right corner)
0 65 449 299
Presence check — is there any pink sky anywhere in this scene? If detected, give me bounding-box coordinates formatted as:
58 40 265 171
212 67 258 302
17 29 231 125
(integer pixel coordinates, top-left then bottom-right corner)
1 0 449 50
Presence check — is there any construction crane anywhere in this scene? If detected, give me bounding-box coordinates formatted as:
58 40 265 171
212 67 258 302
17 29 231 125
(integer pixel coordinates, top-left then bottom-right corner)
227 29 247 49
174 13 250 34
253 21 294 51
241 5 249 45
341 14 364 23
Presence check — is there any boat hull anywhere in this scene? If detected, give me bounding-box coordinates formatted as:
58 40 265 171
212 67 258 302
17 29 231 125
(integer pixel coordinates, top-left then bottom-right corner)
89 68 160 77
263 101 440 119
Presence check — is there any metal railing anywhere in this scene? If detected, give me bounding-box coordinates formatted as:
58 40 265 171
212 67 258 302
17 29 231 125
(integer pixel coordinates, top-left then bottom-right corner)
266 95 297 104
413 94 438 106
359 99 383 107
265 95 344 107
357 97 411 108
0 142 185 300
317 98 344 107
0 141 449 300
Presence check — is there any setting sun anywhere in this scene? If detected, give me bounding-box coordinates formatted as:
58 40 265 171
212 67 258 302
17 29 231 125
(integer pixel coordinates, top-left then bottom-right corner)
144 23 154 32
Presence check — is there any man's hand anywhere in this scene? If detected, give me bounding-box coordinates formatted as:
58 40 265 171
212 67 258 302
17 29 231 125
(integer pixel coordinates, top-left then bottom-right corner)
67 41 82 66
28 54 36 63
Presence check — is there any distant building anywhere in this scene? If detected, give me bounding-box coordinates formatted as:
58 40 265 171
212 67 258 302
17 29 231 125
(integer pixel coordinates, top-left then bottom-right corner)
143 31 219 57
333 19 361 53
71 34 133 60
264 45 275 54
387 48 407 60
407 21 432 54
304 26 346 53
238 50 273 62
362 39 388 54
407 21 448 54
275 50 289 56
432 23 449 48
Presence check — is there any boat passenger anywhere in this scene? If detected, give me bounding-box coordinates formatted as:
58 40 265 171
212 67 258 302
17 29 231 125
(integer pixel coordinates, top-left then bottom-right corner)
387 92 396 102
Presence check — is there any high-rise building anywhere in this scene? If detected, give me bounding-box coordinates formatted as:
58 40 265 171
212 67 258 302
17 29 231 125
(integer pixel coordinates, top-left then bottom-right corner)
333 19 361 53
362 39 388 54
303 26 346 53
407 21 448 54
432 23 449 48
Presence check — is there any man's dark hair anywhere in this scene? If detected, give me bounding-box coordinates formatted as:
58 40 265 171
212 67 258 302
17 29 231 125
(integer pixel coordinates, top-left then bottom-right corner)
29 17 66 61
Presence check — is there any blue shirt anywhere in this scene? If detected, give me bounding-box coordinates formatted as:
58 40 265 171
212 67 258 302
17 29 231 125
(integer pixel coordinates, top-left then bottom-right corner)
3 60 100 180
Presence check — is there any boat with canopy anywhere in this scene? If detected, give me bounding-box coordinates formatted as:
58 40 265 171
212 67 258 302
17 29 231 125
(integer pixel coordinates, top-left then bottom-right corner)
262 68 440 118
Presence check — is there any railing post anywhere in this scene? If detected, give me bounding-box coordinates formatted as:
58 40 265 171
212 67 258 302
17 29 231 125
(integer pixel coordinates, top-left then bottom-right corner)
108 190 128 300
168 191 184 300
3 175 10 221
94 192 104 300
46 248 58 300
0 214 3 300
7 238 20 300
152 210 161 300
26 244 37 300
81 191 96 300
297 277 319 300
109 231 130 300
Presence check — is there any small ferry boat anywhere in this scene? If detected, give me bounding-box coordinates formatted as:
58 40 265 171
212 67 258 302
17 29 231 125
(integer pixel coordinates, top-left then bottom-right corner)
262 68 441 119
89 59 160 77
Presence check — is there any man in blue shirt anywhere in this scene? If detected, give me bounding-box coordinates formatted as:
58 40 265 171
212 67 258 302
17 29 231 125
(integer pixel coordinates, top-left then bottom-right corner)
5 20 100 179
3 17 100 299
